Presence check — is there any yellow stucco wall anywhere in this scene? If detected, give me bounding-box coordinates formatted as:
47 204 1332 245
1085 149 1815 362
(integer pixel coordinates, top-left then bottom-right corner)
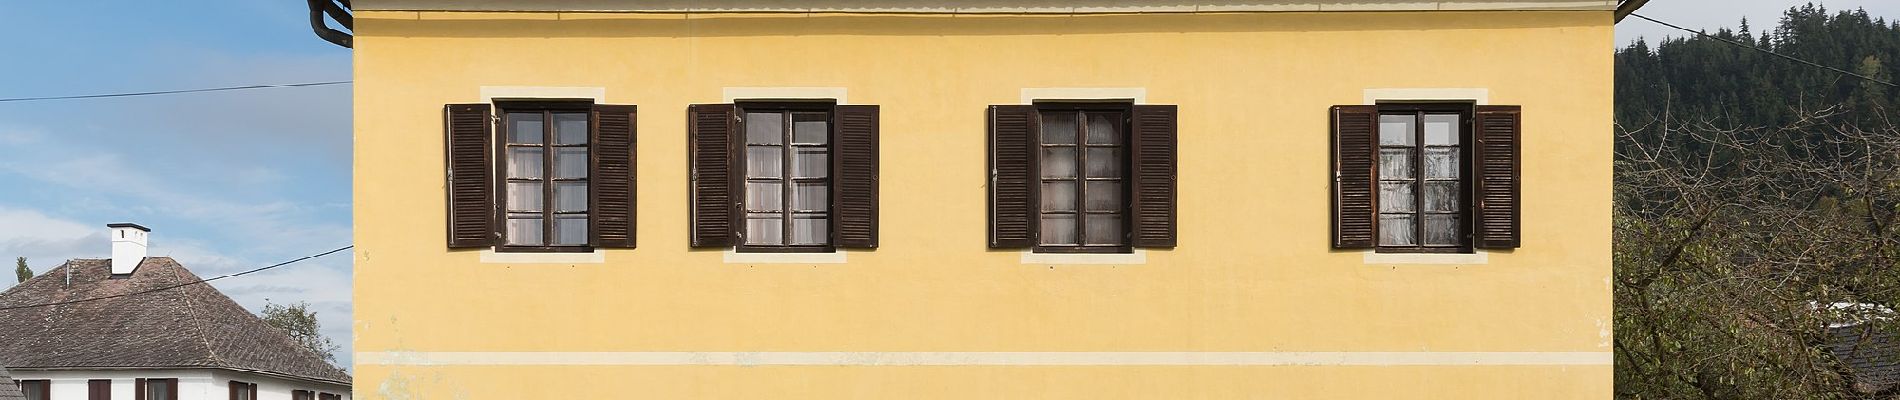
352 10 1613 398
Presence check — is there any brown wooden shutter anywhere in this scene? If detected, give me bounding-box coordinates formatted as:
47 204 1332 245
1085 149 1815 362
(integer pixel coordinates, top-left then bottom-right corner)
135 379 145 400
833 105 880 248
1130 105 1178 247
90 380 110 400
166 380 177 400
591 104 638 248
445 103 496 248
1331 105 1378 249
689 104 739 247
1473 105 1523 249
228 382 240 400
989 105 1037 248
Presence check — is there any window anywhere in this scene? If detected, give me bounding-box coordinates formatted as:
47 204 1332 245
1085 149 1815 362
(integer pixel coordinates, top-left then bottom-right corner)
500 104 592 250
1329 103 1521 252
20 380 48 400
442 103 638 251
229 381 257 400
1037 106 1129 252
1376 105 1470 252
987 103 1177 252
293 390 316 400
136 378 178 400
687 102 880 251
90 379 111 400
318 393 341 400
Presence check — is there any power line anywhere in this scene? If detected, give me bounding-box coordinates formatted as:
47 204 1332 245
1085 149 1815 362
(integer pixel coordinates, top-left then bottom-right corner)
0 81 351 103
1627 13 1900 88
0 245 352 312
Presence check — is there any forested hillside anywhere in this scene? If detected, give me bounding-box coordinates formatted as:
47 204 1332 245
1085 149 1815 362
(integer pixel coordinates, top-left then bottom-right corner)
1614 4 1900 398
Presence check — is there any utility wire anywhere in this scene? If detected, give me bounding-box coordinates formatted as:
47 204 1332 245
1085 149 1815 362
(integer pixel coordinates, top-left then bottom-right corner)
0 245 353 312
1628 13 1900 88
0 81 351 103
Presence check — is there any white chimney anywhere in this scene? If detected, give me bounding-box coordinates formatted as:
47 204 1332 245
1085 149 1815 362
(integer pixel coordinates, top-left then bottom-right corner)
108 223 150 275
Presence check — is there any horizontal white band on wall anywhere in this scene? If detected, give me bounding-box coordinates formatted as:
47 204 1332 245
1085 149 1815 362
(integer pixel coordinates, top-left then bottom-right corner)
357 351 1612 366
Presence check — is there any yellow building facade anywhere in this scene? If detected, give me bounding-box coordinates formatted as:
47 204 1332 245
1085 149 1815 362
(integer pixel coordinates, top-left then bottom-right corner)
351 1 1617 398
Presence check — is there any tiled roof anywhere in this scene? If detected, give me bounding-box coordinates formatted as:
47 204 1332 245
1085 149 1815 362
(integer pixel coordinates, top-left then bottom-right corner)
1828 323 1900 394
0 258 350 385
0 366 23 400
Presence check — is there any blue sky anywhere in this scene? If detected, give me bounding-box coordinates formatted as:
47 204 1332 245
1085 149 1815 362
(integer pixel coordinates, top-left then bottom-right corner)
0 0 1893 374
0 0 352 368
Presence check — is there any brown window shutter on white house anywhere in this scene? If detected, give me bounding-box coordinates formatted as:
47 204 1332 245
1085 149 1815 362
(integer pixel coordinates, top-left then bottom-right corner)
1130 105 1178 247
1331 105 1378 249
444 104 496 248
832 105 880 248
1473 105 1523 249
988 105 1037 248
134 379 145 400
688 104 739 247
590 104 638 248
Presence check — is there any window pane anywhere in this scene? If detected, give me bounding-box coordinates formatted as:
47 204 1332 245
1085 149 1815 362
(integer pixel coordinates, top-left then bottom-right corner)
555 182 588 212
1040 214 1077 245
1085 181 1122 211
555 147 588 179
1379 214 1417 246
745 214 783 245
1086 112 1120 145
1423 181 1459 213
1085 213 1125 245
792 182 828 212
1379 148 1413 180
747 146 782 177
1424 114 1459 145
792 215 828 245
507 182 544 212
1085 148 1121 178
149 381 172 400
1378 182 1415 213
1424 148 1459 179
793 113 828 144
1041 181 1077 211
1424 214 1461 246
508 147 544 179
22 383 43 400
506 216 544 246
507 112 543 144
1041 111 1078 144
554 112 589 145
793 147 828 178
746 112 783 145
553 216 588 246
745 181 783 212
1040 148 1077 178
1379 114 1415 146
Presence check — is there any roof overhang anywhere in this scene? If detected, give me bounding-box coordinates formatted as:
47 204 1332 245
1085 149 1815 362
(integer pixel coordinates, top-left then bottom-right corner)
353 0 1619 13
1613 0 1648 22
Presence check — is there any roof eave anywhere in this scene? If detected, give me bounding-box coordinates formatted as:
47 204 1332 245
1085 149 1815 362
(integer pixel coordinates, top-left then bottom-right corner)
1613 0 1648 22
353 0 1620 13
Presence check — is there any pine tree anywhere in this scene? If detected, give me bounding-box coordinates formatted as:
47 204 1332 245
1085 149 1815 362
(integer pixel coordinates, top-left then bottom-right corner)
14 257 29 283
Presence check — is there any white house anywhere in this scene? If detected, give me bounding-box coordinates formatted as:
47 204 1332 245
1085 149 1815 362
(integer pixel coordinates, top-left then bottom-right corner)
0 224 350 400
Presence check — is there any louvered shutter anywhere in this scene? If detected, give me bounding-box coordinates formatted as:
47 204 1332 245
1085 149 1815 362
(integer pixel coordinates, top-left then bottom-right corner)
444 104 496 248
591 104 638 248
229 383 241 400
989 105 1037 248
90 380 109 400
135 379 146 400
1331 105 1378 249
833 105 880 248
1473 105 1522 249
689 104 739 247
1130 105 1178 247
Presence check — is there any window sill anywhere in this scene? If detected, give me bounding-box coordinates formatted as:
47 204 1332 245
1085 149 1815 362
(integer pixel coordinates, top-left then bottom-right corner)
480 249 606 264
1361 251 1489 265
1021 249 1147 265
723 249 847 264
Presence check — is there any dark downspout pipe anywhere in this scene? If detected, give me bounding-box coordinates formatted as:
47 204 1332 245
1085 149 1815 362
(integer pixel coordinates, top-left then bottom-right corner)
308 0 353 48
